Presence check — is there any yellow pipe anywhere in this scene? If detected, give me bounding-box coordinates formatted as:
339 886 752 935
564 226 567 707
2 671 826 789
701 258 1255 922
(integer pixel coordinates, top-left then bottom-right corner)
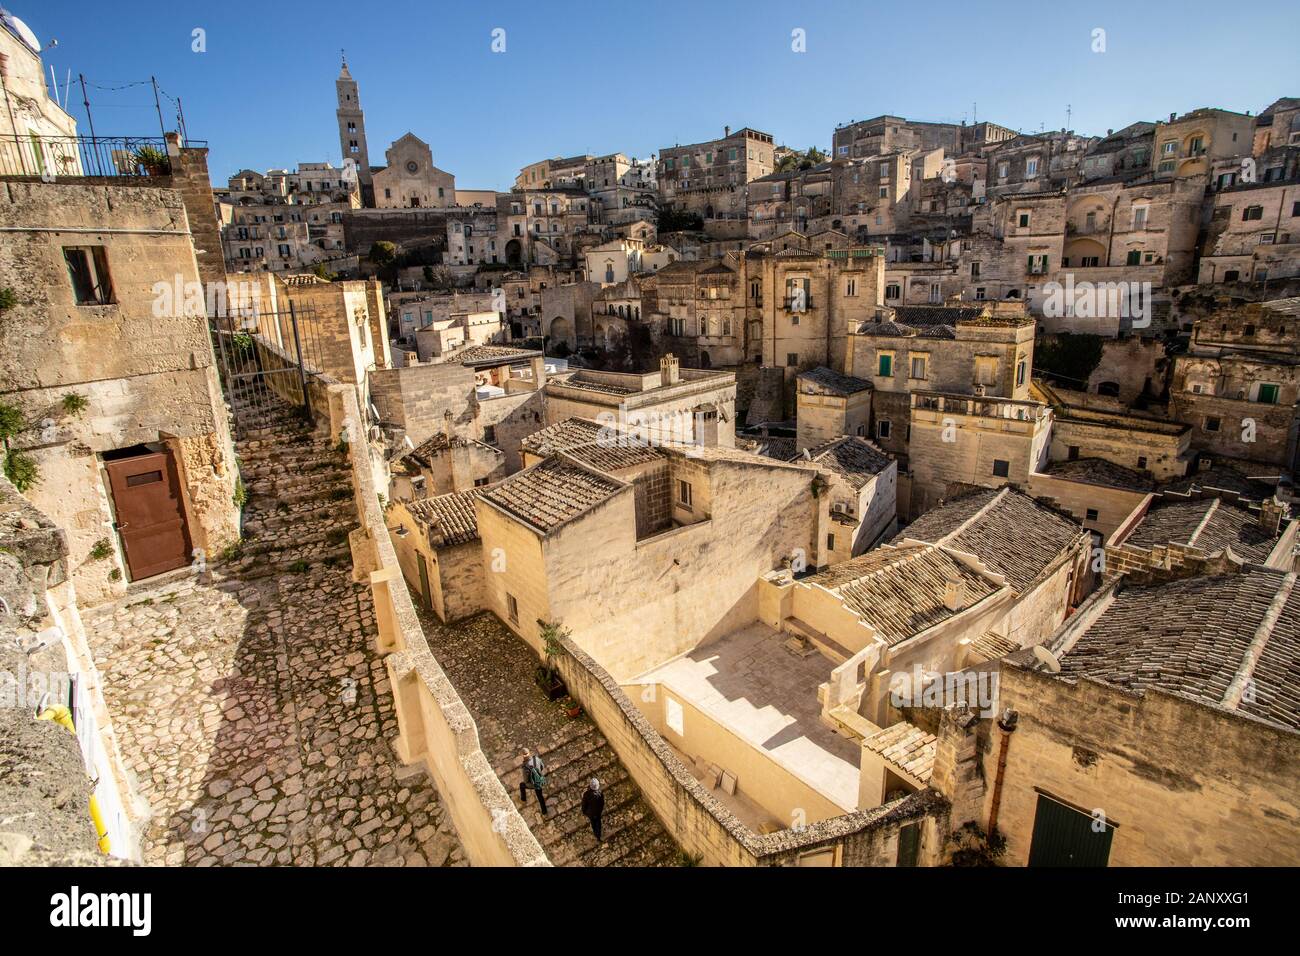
36 703 111 854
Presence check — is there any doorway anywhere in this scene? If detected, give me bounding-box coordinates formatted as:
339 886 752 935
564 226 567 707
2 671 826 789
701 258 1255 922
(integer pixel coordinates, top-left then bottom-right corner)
104 446 192 581
1027 792 1114 866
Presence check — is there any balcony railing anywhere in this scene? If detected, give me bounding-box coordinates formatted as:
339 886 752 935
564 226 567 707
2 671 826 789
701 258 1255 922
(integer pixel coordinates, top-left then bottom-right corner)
0 134 184 179
783 295 815 311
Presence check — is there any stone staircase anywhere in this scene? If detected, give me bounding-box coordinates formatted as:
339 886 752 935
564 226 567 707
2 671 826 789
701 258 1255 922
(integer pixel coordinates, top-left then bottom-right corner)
495 721 680 867
217 400 357 581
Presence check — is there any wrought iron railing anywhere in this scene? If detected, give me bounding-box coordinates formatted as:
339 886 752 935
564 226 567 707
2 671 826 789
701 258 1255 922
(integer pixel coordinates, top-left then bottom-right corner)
0 134 176 179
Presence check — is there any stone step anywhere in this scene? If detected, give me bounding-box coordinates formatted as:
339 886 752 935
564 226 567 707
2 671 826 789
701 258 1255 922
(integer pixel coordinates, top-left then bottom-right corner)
542 785 651 866
577 814 675 868
497 723 603 783
241 454 349 483
213 542 351 582
238 523 356 558
246 470 353 499
242 500 358 537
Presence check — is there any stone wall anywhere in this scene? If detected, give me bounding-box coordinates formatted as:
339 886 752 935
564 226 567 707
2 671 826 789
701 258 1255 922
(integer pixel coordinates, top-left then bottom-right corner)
555 638 949 866
988 661 1300 866
1027 472 1150 543
330 384 547 867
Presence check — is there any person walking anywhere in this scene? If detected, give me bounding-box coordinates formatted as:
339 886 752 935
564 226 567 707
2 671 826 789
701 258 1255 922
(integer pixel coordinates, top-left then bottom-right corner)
519 748 549 816
581 777 605 842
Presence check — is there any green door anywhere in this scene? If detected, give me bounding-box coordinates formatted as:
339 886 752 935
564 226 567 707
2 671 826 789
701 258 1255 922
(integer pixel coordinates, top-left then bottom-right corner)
1027 793 1114 866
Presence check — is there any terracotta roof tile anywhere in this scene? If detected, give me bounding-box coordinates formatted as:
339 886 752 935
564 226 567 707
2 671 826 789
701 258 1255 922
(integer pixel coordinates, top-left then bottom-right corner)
481 457 624 532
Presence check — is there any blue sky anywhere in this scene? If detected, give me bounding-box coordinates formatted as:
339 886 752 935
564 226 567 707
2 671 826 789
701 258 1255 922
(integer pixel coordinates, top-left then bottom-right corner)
27 0 1300 189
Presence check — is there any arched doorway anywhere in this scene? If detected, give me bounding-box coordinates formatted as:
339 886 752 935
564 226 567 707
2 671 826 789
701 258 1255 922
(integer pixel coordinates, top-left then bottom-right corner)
550 316 571 345
699 351 711 369
505 239 523 266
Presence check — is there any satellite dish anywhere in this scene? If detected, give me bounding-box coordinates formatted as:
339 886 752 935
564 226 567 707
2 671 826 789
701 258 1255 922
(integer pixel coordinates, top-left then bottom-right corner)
1032 645 1061 673
1 12 41 54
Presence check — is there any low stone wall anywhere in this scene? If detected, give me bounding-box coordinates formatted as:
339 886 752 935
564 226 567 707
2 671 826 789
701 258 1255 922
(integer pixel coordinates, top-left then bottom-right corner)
327 383 548 867
554 638 948 866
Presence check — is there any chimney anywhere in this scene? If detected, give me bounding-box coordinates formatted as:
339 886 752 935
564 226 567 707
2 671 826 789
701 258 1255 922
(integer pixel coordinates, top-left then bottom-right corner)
943 574 966 612
1169 112 1177 123
530 354 548 391
660 353 680 386
442 408 454 438
725 125 731 137
1257 498 1286 536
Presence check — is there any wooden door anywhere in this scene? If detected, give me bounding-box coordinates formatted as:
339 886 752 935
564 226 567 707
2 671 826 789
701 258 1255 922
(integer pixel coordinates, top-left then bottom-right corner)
105 450 192 581
1027 793 1114 866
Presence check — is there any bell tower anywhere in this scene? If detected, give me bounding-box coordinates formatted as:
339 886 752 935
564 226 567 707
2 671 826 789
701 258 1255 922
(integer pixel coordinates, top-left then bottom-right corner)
335 52 372 196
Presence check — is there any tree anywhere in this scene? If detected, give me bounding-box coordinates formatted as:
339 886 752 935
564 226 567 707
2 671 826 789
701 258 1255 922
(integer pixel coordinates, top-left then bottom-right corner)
367 241 396 267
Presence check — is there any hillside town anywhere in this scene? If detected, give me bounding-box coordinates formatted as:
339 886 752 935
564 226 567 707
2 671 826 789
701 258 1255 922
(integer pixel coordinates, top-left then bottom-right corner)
1 6 1298 876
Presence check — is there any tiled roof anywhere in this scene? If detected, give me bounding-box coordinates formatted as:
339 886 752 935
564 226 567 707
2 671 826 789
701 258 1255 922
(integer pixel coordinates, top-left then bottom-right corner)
565 441 666 472
737 435 797 461
797 437 892 490
520 418 605 456
897 487 1084 593
855 319 917 337
1043 457 1156 492
807 544 1001 645
406 489 485 547
968 631 1021 664
797 366 872 396
1058 567 1300 732
555 373 636 396
1122 496 1279 563
893 305 987 326
861 722 936 783
455 345 540 366
481 457 624 533
1159 466 1276 502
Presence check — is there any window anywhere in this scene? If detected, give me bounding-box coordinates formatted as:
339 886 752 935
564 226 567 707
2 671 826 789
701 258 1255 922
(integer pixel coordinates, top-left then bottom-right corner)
677 479 693 508
483 425 497 444
975 287 986 300
845 278 856 297
877 352 893 377
1027 254 1048 274
1025 156 1039 178
506 594 519 625
909 355 928 380
877 420 891 440
1017 210 1031 229
1257 383 1280 405
1243 205 1264 221
970 261 981 278
64 245 118 306
1161 140 1177 155
1132 205 1148 230
975 356 998 386
1068 446 1080 461
992 459 1010 478
1085 508 1099 522
786 352 798 366
827 533 835 552
1137 456 1148 470
1126 250 1142 266
1205 416 1221 432
1016 359 1027 387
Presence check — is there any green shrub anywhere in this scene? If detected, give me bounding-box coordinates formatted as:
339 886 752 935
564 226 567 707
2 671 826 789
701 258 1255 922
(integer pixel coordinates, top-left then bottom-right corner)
61 392 89 417
88 538 113 561
2 450 38 491
0 287 17 312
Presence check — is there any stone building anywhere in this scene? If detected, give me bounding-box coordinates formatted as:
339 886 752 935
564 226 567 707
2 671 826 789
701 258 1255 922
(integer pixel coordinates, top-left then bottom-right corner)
1170 297 1300 471
984 561 1300 866
373 134 456 210
794 367 873 450
658 127 775 232
0 177 239 603
335 56 373 192
387 488 488 623
1198 179 1300 285
217 162 359 274
798 436 898 560
1152 107 1253 180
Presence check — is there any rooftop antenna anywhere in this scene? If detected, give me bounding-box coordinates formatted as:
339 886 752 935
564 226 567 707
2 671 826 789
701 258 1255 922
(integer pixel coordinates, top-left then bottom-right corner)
973 102 977 124
1066 104 1072 130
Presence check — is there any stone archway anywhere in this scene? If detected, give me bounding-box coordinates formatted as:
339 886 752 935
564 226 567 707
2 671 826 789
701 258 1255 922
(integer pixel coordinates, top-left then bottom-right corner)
550 316 571 343
505 238 523 266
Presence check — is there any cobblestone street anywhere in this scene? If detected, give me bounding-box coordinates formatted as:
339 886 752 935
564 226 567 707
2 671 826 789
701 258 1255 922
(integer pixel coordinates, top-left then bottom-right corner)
83 407 465 867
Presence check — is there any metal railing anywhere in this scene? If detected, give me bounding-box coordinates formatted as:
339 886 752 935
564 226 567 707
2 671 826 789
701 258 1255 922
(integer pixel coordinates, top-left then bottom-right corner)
0 134 175 179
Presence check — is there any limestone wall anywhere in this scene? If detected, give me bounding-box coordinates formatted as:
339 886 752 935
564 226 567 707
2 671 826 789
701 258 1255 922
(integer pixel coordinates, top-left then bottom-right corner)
554 638 948 866
1027 472 1149 543
989 662 1300 866
330 385 547 867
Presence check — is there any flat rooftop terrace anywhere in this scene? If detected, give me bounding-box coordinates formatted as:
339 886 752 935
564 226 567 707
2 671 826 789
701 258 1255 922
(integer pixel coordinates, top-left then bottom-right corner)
634 622 861 812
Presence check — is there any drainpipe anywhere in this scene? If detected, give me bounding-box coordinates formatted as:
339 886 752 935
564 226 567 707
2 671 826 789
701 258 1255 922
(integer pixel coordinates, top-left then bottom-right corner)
986 707 1018 836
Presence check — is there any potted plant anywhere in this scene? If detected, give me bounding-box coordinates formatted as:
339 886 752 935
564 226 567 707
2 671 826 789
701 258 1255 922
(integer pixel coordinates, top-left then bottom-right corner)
562 696 582 719
534 619 570 701
133 145 171 177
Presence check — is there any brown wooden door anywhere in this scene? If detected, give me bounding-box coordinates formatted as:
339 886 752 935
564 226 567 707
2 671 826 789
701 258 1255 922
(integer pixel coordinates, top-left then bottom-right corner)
105 450 192 581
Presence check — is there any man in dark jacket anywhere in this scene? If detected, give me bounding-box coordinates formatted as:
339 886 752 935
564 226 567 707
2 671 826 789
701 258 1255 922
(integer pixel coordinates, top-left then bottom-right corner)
581 777 605 842
519 748 548 816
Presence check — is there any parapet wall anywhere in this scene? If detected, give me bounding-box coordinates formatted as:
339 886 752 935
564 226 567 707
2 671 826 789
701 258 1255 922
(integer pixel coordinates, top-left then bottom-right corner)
328 383 548 867
554 637 948 866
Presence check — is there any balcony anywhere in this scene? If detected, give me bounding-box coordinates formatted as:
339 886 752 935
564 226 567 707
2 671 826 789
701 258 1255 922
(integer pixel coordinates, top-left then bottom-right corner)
0 134 198 180
782 295 815 311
